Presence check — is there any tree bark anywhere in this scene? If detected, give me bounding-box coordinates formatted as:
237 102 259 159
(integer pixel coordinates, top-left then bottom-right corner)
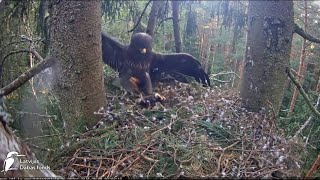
224 43 231 80
288 0 308 115
146 1 161 37
237 27 246 90
316 73 320 92
198 26 211 74
185 4 197 37
49 0 106 134
172 1 182 53
239 1 294 114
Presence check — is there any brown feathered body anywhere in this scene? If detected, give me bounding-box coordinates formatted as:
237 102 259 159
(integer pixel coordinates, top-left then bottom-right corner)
101 32 211 96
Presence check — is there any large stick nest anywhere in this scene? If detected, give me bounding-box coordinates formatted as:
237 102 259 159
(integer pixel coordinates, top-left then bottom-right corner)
53 78 302 178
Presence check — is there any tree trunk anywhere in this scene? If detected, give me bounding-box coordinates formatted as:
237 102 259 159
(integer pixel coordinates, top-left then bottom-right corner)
288 0 308 115
231 56 238 88
316 76 320 93
224 43 231 81
49 1 106 134
240 1 294 114
185 4 197 37
184 4 198 58
231 22 239 88
146 1 161 37
203 30 211 74
198 29 204 59
132 3 146 34
238 28 248 89
198 27 211 73
172 1 182 53
208 17 220 75
207 44 215 75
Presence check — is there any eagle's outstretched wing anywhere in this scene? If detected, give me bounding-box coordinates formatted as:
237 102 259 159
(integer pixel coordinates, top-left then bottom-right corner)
101 32 127 72
101 32 211 87
150 53 211 87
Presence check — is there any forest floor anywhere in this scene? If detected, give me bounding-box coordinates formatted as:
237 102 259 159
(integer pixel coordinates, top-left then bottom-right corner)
48 75 304 178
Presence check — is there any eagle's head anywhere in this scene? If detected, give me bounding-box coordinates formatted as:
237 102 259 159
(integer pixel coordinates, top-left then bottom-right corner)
127 33 153 71
129 33 153 56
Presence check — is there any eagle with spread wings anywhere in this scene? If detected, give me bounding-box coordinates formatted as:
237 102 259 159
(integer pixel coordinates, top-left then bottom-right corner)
101 32 210 98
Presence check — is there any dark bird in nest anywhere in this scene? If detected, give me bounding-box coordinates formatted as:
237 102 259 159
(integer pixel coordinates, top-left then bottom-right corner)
101 32 210 107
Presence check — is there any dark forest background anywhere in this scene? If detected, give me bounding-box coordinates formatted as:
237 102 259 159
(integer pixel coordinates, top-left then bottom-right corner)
0 0 320 178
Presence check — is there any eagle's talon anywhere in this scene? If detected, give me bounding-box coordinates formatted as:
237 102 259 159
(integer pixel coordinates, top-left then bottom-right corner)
154 93 166 102
137 93 166 108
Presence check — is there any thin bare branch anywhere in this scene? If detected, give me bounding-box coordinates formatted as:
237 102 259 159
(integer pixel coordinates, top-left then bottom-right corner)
294 23 320 43
127 0 152 33
0 49 55 97
305 155 320 178
286 68 320 120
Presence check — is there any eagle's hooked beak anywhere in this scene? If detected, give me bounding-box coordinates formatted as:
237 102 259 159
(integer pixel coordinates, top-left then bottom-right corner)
140 48 147 54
